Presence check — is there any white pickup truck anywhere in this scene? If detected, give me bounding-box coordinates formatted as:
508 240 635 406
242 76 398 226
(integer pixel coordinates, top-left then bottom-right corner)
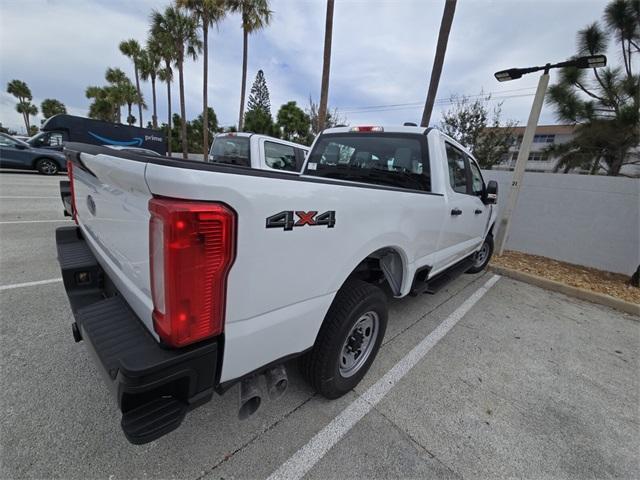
209 132 309 173
57 125 498 444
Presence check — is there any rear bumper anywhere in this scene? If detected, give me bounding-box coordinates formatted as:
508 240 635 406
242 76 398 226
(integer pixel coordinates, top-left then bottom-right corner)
56 226 220 444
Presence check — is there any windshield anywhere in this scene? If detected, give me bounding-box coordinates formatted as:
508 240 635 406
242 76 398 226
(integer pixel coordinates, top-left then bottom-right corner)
304 133 430 191
209 135 250 167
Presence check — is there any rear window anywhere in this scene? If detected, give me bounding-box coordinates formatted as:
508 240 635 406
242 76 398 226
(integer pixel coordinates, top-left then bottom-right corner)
209 135 250 166
304 133 430 191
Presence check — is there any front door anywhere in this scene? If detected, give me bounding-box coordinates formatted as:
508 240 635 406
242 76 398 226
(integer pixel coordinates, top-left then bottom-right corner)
435 142 488 271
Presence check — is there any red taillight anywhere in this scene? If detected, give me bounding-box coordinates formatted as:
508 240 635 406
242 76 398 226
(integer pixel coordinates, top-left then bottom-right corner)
149 198 236 348
67 160 78 224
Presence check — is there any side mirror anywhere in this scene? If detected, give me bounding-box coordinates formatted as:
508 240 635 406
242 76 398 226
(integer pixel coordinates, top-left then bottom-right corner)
15 144 28 150
484 180 498 204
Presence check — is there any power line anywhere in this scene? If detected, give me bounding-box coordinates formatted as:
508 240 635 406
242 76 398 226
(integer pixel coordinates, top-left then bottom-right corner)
338 86 537 111
341 92 537 114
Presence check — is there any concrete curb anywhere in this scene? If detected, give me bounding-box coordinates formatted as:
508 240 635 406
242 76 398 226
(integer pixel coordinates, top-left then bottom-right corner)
489 265 640 318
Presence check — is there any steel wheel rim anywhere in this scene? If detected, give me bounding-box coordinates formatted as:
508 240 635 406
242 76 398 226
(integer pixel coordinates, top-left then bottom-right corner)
474 242 489 267
40 160 57 174
339 311 379 378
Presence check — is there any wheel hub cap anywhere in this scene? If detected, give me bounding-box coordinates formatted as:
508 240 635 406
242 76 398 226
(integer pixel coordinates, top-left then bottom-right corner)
339 311 379 378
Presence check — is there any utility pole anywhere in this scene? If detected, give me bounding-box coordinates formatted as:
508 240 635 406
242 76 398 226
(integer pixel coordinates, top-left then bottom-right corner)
494 69 549 255
420 0 457 127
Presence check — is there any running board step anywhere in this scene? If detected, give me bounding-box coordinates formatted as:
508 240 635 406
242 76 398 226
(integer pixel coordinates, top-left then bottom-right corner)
412 255 475 295
121 397 188 445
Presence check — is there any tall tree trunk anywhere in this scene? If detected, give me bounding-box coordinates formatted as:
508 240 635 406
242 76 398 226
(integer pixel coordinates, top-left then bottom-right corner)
166 63 172 157
134 63 143 128
151 75 158 129
127 103 133 125
178 58 188 159
22 110 29 134
238 28 248 131
202 23 209 161
318 0 335 132
420 0 457 127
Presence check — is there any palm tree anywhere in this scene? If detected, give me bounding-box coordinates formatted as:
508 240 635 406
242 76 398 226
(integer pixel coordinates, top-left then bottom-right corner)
139 46 162 128
151 6 202 159
317 0 334 132
227 0 272 131
6 79 36 133
119 39 145 128
546 0 639 176
105 67 130 123
177 0 227 160
420 0 457 127
121 82 145 126
149 31 175 156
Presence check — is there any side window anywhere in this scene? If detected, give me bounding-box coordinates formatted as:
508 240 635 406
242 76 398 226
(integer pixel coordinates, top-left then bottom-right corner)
264 141 296 171
445 143 469 194
468 158 484 196
50 132 64 146
0 135 17 147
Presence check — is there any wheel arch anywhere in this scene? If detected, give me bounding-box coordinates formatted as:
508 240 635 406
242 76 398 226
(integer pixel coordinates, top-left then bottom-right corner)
342 246 409 297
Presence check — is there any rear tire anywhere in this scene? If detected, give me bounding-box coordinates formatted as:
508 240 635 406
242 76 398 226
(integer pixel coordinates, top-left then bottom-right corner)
301 279 387 399
35 158 59 175
467 233 494 274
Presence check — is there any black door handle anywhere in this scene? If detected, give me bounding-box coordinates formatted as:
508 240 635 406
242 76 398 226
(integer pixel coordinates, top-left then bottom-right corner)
474 209 483 215
451 208 462 216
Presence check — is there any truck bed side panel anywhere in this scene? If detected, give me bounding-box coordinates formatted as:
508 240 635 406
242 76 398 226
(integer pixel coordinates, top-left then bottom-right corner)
145 163 447 381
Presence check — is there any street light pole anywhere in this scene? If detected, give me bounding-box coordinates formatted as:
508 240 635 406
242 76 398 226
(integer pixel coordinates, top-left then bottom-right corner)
494 67 550 255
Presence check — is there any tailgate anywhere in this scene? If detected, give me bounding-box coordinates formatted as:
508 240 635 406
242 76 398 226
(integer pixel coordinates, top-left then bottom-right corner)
66 144 155 334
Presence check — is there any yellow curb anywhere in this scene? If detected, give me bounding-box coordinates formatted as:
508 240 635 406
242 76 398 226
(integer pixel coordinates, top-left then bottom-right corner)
489 265 640 319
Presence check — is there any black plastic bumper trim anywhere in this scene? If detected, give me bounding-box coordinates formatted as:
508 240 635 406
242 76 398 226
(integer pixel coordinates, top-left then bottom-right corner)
56 225 220 444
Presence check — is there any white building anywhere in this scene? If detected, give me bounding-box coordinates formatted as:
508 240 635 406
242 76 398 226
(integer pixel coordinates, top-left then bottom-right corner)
494 124 639 176
495 124 575 173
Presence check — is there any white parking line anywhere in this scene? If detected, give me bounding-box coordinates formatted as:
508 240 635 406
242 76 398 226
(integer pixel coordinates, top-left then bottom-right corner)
0 219 69 224
0 278 62 291
267 274 501 480
0 196 59 199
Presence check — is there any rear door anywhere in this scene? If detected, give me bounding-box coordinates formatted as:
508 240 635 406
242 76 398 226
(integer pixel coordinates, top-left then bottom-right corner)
259 139 301 173
435 142 484 270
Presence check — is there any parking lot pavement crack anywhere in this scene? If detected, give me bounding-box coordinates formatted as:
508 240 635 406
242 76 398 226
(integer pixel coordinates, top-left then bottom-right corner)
382 274 488 348
371 404 464 479
193 393 316 480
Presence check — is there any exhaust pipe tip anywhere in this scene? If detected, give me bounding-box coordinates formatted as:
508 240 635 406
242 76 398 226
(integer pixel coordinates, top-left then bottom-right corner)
238 376 262 420
265 364 289 400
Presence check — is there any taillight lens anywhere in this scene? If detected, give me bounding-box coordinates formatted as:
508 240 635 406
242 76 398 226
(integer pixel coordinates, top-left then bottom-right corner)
67 160 78 224
149 198 236 348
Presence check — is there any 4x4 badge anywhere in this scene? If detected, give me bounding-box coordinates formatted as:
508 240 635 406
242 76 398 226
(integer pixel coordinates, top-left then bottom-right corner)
266 210 336 231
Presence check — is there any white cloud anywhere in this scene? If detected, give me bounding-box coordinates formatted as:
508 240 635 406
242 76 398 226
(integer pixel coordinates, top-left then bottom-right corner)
0 0 613 134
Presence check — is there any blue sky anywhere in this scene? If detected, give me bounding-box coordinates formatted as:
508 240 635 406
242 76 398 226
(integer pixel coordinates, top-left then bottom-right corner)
0 0 611 134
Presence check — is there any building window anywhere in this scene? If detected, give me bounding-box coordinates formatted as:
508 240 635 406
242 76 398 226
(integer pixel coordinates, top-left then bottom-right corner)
528 152 547 161
533 134 555 143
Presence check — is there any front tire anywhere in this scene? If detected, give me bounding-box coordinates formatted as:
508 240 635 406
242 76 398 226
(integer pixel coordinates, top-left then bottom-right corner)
467 233 494 274
302 279 388 399
35 158 59 175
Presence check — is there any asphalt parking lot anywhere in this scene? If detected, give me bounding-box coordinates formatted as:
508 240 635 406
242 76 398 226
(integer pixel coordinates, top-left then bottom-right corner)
1 170 639 480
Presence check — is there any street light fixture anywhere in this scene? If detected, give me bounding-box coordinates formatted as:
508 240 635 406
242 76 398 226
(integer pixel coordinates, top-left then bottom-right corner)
494 55 607 82
492 55 607 255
